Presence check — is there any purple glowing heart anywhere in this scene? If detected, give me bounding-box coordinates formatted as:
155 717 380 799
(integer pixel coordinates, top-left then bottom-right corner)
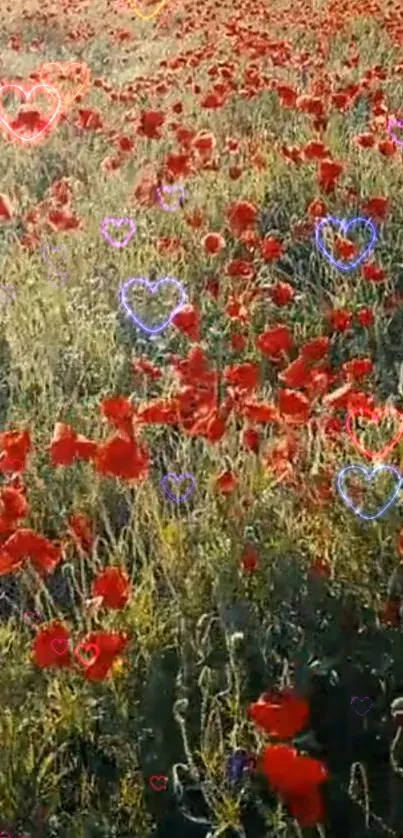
351 696 373 716
336 463 402 520
160 472 196 502
387 117 403 146
120 276 187 334
315 216 377 271
155 184 186 212
100 217 137 249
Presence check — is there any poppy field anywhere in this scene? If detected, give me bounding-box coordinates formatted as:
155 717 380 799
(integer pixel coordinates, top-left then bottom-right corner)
3 0 403 834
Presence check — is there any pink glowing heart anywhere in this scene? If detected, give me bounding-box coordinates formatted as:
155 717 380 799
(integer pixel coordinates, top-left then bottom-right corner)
155 184 186 212
387 117 403 146
0 83 61 143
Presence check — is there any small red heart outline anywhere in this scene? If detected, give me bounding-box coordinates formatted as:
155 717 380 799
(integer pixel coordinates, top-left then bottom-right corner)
38 61 90 107
50 638 70 655
74 641 99 668
149 775 168 791
346 405 403 461
0 83 61 143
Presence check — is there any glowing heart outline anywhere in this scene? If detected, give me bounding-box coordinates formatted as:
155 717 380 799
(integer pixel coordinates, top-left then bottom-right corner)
387 117 403 147
50 638 70 655
315 216 377 272
74 641 99 668
351 696 373 716
38 61 90 107
346 406 403 462
126 0 167 19
336 463 403 521
160 472 196 503
155 184 186 212
0 83 62 143
120 276 187 335
100 217 137 249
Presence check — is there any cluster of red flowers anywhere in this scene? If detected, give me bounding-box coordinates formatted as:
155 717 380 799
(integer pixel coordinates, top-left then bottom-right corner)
249 689 328 827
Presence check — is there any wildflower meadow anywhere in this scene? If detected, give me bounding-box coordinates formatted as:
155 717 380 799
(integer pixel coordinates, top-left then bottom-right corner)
2 0 403 834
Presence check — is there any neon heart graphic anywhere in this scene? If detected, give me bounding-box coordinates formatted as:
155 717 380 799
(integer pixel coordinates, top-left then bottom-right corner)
387 117 403 146
39 61 90 107
315 216 377 271
160 472 196 503
351 696 373 716
50 638 70 655
100 217 137 249
120 276 187 334
126 0 166 19
149 775 168 791
346 406 403 462
0 83 61 143
156 184 186 212
336 463 402 520
74 641 99 667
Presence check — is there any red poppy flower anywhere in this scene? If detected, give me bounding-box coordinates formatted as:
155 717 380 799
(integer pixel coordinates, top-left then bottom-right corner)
81 630 129 681
361 196 388 221
328 308 352 332
249 689 309 738
0 429 31 473
0 485 29 521
48 209 82 232
172 305 201 341
270 281 295 306
356 307 374 327
224 362 260 392
92 566 131 610
243 401 279 424
242 427 261 453
241 543 259 572
362 263 385 283
342 357 373 380
318 158 344 192
261 744 328 827
308 198 328 218
260 236 283 261
33 621 72 669
354 132 375 149
303 140 329 160
49 423 78 466
138 110 165 139
256 325 294 358
132 357 162 381
215 470 239 494
2 528 62 575
95 433 150 482
278 389 310 422
101 396 135 439
279 357 313 389
226 201 258 236
68 512 94 552
301 336 330 362
202 232 225 254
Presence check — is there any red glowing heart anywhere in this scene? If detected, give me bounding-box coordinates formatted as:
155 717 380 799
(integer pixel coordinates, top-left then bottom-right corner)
0 83 61 143
149 775 168 791
74 641 99 667
346 406 403 461
50 638 70 656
